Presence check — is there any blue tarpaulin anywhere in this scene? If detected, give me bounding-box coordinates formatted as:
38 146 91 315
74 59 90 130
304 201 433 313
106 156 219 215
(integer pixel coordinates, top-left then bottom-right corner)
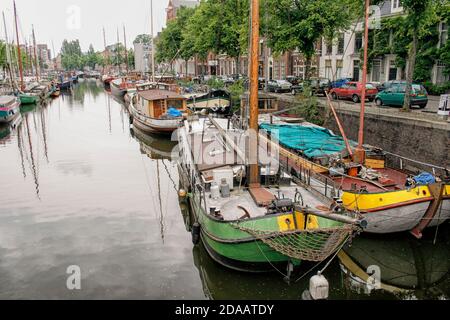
260 123 357 159
167 108 182 118
413 172 436 185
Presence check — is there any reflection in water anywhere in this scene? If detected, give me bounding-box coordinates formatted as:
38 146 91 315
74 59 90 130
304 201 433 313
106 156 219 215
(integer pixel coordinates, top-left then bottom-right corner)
132 126 178 244
339 226 450 299
24 114 40 199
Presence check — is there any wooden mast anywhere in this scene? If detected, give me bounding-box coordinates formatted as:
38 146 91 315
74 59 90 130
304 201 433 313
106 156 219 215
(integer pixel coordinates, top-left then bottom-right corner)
123 25 129 73
102 27 107 74
355 0 370 164
116 27 121 74
150 0 155 83
2 11 15 90
32 24 40 82
13 0 24 91
249 0 260 187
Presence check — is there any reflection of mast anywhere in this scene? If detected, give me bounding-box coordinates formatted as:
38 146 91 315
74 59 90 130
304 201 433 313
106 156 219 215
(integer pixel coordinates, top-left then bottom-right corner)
17 123 27 178
157 161 165 243
40 108 49 163
25 114 40 199
107 95 112 133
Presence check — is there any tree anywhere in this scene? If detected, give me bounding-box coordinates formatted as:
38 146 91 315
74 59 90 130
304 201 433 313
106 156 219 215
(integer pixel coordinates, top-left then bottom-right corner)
182 0 249 75
265 0 360 80
156 6 196 75
134 34 152 45
401 0 438 111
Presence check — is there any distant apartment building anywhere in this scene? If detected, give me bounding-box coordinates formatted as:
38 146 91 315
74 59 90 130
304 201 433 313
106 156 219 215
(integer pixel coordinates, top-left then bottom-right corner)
134 38 153 73
166 0 199 22
319 0 448 84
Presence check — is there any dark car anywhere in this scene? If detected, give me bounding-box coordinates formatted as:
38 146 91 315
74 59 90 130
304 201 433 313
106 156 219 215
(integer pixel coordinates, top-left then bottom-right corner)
285 76 301 86
331 78 352 89
267 80 292 93
291 78 331 96
378 80 407 92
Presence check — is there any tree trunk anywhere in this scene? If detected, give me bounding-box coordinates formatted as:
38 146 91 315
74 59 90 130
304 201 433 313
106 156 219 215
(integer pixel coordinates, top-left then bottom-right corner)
185 59 189 77
403 32 418 112
305 55 312 81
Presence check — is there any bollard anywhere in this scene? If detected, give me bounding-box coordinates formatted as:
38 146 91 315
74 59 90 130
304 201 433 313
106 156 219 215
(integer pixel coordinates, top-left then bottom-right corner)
309 272 329 300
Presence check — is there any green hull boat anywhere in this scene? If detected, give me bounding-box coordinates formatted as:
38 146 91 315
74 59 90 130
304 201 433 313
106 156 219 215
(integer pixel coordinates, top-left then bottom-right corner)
19 94 39 105
177 116 363 272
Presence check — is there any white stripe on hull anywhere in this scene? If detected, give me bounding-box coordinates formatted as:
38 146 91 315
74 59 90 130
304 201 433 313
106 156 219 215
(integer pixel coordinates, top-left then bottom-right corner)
364 200 450 233
429 198 450 227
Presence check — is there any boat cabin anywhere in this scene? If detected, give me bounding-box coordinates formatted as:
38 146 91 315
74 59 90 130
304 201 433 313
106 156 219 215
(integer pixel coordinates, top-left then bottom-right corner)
135 83 187 119
241 93 279 114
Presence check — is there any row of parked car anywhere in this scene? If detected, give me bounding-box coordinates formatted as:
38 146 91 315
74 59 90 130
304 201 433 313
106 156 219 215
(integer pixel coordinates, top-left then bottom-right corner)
268 76 429 109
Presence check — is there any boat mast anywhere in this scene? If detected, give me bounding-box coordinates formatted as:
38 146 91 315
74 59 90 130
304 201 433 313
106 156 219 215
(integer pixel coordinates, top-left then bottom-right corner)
2 11 15 90
116 27 121 74
123 25 129 73
13 0 24 91
355 0 370 164
150 0 155 83
103 27 107 73
248 0 260 187
51 40 57 71
32 24 40 82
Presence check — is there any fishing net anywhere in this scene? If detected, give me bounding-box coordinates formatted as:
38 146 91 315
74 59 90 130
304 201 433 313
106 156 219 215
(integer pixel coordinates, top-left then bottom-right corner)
231 224 357 262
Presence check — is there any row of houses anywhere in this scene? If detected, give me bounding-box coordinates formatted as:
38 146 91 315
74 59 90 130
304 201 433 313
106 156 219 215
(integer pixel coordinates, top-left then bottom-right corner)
134 0 448 85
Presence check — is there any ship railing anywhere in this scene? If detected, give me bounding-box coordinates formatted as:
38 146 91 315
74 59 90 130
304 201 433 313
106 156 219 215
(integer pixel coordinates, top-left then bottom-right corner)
384 151 449 177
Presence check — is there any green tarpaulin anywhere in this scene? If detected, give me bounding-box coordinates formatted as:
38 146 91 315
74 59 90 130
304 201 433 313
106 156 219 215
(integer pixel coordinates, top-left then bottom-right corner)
260 123 356 159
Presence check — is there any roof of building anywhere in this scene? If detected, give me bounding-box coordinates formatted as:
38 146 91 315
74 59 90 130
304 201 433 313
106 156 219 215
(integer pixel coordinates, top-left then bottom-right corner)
138 89 185 101
172 0 199 8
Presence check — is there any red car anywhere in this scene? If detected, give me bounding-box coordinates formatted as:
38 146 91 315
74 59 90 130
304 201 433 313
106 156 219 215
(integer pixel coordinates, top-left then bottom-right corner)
329 82 378 103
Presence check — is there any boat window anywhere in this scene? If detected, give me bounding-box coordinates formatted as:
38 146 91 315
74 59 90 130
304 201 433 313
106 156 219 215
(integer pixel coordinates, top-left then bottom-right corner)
167 99 183 110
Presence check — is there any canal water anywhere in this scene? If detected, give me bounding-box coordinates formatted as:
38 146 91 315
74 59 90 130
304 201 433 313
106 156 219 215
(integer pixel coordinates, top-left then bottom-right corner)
0 81 448 300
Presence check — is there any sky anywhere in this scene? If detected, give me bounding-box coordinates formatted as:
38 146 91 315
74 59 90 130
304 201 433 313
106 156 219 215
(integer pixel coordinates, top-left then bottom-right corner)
1 0 169 54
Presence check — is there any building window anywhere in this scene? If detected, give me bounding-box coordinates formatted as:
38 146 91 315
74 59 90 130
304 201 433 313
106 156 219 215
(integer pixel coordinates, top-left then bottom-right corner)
436 60 449 84
388 60 397 81
391 0 402 13
281 60 286 79
353 60 360 82
372 59 381 82
337 34 345 55
325 60 332 80
439 22 448 48
336 60 343 79
326 41 333 55
354 32 363 52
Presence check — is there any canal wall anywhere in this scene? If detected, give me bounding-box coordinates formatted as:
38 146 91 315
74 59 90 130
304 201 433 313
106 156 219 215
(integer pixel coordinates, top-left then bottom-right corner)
275 96 450 169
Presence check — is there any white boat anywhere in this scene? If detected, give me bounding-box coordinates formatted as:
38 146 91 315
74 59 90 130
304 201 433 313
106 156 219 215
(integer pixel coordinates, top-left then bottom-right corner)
0 96 21 123
129 83 187 134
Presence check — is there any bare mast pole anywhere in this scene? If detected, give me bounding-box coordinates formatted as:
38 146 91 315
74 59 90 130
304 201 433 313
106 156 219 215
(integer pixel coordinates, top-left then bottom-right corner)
116 27 121 74
32 24 40 82
123 25 129 73
355 0 370 164
103 27 107 73
13 0 24 91
2 11 15 89
150 0 155 82
249 0 260 187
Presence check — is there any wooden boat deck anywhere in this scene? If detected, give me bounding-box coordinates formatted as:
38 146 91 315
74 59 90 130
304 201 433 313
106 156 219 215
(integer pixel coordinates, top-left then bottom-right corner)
204 184 328 221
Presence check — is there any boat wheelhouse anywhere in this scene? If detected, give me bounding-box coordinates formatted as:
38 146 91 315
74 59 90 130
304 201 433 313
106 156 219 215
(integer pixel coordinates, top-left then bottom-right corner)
186 89 232 115
129 83 187 134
